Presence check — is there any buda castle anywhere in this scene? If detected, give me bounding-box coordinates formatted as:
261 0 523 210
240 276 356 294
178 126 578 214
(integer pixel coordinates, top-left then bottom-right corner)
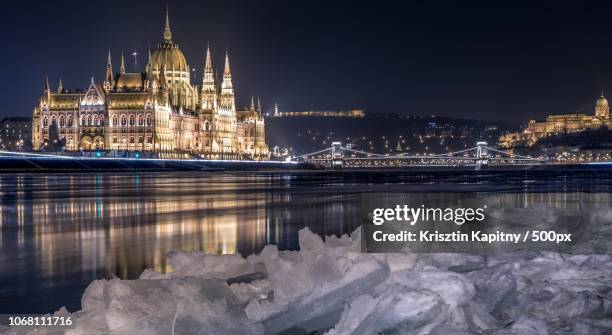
499 94 611 148
32 8 268 159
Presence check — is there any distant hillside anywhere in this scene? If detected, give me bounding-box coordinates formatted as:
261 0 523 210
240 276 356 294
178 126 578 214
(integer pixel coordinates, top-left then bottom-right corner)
531 129 612 151
265 113 515 155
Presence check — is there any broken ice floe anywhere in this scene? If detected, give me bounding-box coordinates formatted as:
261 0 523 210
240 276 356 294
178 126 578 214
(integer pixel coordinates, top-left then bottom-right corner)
4 224 612 335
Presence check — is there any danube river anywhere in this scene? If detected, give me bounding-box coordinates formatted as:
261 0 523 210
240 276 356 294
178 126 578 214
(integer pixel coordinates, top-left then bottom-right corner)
1 169 611 314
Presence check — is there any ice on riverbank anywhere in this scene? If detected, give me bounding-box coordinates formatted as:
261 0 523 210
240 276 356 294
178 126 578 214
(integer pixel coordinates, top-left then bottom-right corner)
3 225 612 335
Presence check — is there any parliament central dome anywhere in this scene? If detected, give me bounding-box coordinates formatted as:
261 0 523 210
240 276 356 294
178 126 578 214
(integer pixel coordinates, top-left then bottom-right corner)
149 9 189 73
151 43 189 72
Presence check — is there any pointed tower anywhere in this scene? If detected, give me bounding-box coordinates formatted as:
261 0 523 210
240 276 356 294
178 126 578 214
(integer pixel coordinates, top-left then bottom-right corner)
104 50 114 91
43 76 51 103
58 78 63 93
220 51 235 111
163 5 172 42
250 96 255 111
146 47 152 73
201 44 217 110
257 97 262 112
216 50 238 156
120 52 126 74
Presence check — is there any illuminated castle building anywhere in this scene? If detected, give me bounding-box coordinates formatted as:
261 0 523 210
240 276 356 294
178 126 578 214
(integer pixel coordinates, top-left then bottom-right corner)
32 8 268 159
499 94 611 148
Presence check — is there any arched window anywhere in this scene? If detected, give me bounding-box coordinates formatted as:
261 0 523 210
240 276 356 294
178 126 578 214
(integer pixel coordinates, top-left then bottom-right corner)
80 115 85 126
203 121 210 131
51 115 56 126
99 115 105 126
94 115 99 126
121 114 127 127
146 114 152 126
138 114 144 126
67 115 73 127
59 115 65 127
112 115 118 127
42 116 48 127
87 115 92 126
129 115 135 126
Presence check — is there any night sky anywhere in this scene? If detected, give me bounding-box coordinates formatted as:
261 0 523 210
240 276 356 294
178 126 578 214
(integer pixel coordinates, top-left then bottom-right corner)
3 0 612 123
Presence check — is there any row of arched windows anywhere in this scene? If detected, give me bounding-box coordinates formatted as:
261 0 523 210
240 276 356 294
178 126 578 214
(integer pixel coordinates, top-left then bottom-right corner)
111 113 153 127
80 114 104 127
42 115 76 128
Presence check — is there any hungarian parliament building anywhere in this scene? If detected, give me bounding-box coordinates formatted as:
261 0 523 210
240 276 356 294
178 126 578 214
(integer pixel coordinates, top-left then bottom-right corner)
499 94 611 148
32 9 268 159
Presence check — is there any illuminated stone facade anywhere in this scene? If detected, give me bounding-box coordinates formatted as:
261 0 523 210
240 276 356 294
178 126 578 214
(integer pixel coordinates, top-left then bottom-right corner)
499 94 611 148
32 9 268 160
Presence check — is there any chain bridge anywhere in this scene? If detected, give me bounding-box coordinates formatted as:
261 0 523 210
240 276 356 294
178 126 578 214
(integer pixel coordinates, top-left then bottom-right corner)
295 141 546 169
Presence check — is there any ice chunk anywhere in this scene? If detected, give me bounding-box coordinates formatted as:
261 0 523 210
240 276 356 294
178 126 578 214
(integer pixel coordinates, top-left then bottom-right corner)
497 316 549 335
249 257 390 334
326 286 443 335
78 277 263 335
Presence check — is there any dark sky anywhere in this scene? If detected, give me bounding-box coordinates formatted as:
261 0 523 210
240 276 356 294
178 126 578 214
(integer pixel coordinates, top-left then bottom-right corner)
3 0 612 123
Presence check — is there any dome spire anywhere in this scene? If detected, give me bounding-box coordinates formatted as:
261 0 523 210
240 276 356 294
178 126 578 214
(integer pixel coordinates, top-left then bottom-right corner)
163 5 172 41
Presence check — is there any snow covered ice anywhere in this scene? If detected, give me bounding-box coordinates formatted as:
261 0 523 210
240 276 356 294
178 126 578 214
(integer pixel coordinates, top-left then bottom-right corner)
3 207 612 334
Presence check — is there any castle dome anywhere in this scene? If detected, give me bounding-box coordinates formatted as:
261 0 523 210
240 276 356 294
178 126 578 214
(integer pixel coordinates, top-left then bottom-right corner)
596 94 608 108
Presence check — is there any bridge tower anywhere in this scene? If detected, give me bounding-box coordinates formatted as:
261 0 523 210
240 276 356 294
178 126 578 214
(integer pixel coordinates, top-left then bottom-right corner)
331 142 343 168
476 141 489 170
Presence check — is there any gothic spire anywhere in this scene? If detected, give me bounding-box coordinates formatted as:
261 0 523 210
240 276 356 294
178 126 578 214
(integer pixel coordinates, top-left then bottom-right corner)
58 78 63 93
220 50 235 110
257 97 262 112
105 50 114 84
120 52 126 74
251 96 255 110
205 43 213 73
146 47 152 72
163 5 172 41
223 50 231 77
44 76 50 91
203 44 215 86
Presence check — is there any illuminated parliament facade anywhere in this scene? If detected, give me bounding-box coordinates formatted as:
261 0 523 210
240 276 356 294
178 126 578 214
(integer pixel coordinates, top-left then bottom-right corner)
32 9 268 159
499 94 611 148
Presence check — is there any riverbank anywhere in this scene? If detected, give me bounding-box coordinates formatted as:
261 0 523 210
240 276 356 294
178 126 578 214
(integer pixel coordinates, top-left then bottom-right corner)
0 155 309 172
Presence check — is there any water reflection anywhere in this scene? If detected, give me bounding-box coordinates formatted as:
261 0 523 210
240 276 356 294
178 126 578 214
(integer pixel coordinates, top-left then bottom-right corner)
0 170 611 314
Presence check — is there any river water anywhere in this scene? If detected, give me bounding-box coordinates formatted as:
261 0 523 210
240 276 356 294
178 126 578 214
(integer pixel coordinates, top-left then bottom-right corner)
0 169 611 314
